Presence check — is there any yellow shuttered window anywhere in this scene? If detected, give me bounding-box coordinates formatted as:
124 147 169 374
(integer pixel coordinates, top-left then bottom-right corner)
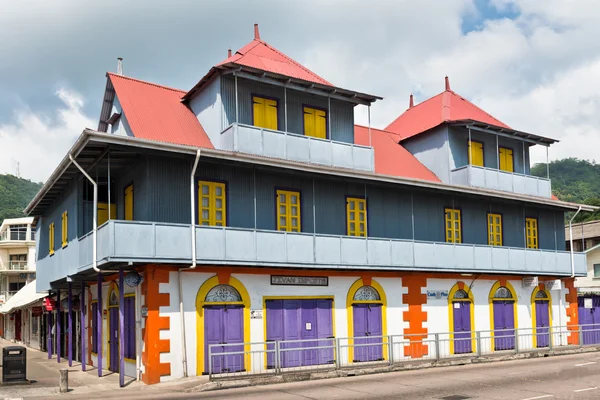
526 218 538 249
468 140 484 167
347 197 367 237
276 190 301 232
303 107 327 139
49 222 55 255
61 211 68 248
198 181 226 226
445 208 462 243
499 147 514 172
124 184 134 221
252 96 278 130
488 213 503 246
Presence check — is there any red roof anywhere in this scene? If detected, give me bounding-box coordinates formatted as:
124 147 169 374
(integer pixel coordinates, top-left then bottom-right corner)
108 73 214 149
354 125 440 182
385 79 510 141
216 38 332 87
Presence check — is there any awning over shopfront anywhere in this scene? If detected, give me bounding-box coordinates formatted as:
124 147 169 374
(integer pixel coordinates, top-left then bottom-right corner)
0 281 46 314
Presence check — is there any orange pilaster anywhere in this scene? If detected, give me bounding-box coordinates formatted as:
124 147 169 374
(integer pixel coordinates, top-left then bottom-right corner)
402 276 428 358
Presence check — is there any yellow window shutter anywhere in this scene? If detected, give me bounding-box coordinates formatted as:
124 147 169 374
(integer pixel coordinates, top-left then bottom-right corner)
315 109 327 139
265 98 278 130
469 141 484 167
304 107 315 137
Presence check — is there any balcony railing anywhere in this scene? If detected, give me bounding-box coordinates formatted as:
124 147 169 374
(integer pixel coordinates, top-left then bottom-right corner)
35 221 586 288
451 165 551 198
7 261 28 271
219 123 375 172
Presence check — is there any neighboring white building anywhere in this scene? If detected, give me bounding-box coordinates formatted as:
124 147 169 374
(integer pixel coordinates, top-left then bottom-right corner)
0 217 38 344
575 243 600 294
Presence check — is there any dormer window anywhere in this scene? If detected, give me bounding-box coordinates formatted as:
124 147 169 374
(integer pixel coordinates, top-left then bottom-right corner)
468 140 484 167
252 96 278 130
303 106 327 139
498 147 514 172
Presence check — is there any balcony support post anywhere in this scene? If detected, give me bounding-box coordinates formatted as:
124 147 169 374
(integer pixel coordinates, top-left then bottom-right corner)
81 282 86 371
523 141 526 174
546 146 549 179
119 268 125 387
68 282 73 367
234 74 239 124
284 85 288 132
97 273 103 377
108 151 111 221
496 134 499 170
56 289 61 363
328 95 332 141
368 104 372 147
468 128 472 184
47 311 52 359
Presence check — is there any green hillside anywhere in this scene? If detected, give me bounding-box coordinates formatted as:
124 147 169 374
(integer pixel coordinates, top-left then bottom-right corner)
0 174 43 225
531 158 600 223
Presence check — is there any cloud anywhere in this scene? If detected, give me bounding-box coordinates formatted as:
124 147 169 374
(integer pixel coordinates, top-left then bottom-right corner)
0 88 93 182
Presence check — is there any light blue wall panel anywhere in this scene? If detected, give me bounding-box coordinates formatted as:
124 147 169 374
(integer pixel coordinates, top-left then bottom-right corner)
189 76 222 145
402 126 449 182
221 75 355 143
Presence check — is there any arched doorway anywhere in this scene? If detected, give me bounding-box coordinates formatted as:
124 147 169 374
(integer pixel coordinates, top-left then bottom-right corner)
107 286 119 372
196 276 250 375
448 282 474 354
489 282 517 351
532 287 551 348
347 279 387 363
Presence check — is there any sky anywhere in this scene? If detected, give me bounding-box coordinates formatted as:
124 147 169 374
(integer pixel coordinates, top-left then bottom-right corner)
1 0 600 182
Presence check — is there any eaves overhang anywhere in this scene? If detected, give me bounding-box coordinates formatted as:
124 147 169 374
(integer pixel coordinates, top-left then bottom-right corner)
25 129 597 216
448 120 558 146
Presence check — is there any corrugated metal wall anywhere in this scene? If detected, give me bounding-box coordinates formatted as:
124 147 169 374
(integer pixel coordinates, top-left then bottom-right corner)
38 154 567 268
221 75 355 143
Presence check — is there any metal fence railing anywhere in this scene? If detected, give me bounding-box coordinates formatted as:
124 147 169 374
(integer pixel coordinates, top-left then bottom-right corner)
207 324 600 380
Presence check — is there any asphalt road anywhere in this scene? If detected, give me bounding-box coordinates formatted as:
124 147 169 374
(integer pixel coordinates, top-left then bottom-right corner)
19 350 600 399
191 352 600 400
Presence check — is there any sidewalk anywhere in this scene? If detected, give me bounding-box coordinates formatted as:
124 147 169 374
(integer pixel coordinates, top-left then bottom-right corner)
0 339 208 399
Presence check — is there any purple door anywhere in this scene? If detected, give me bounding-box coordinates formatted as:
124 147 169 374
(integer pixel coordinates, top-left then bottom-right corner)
204 305 244 374
493 301 515 350
109 308 119 372
266 299 334 369
535 300 550 348
578 296 600 345
352 304 383 362
453 302 472 354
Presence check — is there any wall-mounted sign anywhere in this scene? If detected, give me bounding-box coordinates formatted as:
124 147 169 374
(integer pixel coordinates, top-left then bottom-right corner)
584 298 593 309
427 290 448 300
522 276 538 288
271 275 328 286
545 279 562 291
31 306 43 316
43 297 56 311
250 310 263 319
141 306 148 318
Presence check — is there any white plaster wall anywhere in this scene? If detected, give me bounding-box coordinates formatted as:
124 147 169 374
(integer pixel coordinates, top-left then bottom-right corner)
162 272 574 379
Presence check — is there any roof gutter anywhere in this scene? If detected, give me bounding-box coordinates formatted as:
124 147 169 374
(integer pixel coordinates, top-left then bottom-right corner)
178 148 201 378
569 206 583 278
69 154 100 273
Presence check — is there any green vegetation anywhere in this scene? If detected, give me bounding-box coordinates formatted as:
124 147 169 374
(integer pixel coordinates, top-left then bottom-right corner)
532 158 600 223
0 174 43 225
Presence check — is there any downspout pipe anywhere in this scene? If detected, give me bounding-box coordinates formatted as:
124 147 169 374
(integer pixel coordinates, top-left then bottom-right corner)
178 149 201 378
69 155 99 273
569 206 583 277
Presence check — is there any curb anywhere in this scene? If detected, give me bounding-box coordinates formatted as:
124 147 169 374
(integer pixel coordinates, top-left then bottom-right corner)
186 346 600 393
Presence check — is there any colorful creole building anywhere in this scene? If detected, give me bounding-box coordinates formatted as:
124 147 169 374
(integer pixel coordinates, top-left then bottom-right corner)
26 25 594 385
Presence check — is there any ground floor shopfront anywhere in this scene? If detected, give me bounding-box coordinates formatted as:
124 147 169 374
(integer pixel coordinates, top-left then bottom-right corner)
80 265 580 385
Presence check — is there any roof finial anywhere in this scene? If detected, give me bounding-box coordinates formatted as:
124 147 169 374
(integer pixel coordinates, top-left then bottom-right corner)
445 76 450 91
117 57 123 75
254 23 260 40
228 48 232 58
409 94 414 108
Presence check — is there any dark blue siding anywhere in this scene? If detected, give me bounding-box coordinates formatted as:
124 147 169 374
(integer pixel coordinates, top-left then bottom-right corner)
39 179 78 259
221 75 355 143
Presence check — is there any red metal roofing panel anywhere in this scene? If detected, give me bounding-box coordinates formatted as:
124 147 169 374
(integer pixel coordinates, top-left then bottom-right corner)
385 89 510 142
216 39 332 86
108 73 214 149
354 125 440 182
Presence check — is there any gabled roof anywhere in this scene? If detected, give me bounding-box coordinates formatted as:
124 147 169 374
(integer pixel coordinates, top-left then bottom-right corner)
182 25 381 105
108 73 214 149
354 125 440 182
385 77 510 141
